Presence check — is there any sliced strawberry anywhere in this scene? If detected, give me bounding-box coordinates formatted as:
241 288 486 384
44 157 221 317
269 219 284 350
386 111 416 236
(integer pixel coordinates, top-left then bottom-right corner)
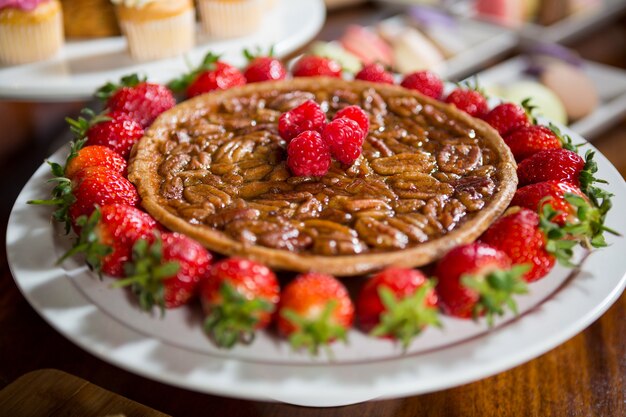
278 273 354 355
435 243 528 324
200 258 280 348
357 267 439 349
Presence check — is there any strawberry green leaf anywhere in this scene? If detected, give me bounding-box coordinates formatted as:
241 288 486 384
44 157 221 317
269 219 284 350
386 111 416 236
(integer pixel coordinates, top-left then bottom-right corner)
115 235 180 316
461 264 529 327
204 282 274 349
521 98 538 125
369 280 440 350
281 300 347 357
96 73 146 100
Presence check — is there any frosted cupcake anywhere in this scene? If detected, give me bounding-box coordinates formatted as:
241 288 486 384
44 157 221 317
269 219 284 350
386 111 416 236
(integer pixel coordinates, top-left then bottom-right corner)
197 0 263 38
112 0 195 61
0 0 64 65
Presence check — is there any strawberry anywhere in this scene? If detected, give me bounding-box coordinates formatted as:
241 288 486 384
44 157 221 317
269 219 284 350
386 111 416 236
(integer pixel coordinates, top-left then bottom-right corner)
278 100 327 142
97 74 176 128
278 273 354 355
512 180 617 248
503 125 562 162
58 204 158 277
168 53 246 98
435 243 528 324
356 267 439 349
444 88 489 118
200 258 280 348
29 165 139 233
65 108 144 160
243 48 287 83
65 145 127 179
116 232 213 313
354 62 395 84
480 207 576 282
483 101 531 137
84 112 145 159
292 55 342 78
400 70 444 100
69 166 139 228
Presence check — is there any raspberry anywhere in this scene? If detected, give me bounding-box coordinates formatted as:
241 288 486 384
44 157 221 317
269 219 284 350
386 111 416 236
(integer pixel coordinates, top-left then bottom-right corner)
355 63 395 84
323 118 363 165
278 100 326 142
484 102 530 136
292 55 342 78
287 131 331 176
444 88 489 118
333 105 369 137
400 71 444 99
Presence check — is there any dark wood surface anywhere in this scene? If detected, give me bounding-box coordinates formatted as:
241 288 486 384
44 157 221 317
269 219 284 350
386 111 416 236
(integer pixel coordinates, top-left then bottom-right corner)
1 4 625 416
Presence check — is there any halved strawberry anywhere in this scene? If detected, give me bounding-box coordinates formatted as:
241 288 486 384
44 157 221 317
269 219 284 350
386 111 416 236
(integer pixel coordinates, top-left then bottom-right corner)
200 258 280 348
58 204 158 277
116 232 213 313
278 273 354 355
357 267 439 349
435 242 528 324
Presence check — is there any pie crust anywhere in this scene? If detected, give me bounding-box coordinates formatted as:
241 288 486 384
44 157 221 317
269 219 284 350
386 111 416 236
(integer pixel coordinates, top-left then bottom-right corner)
129 77 517 276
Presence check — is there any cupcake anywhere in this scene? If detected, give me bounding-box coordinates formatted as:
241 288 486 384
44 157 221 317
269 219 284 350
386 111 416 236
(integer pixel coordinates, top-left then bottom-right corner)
112 0 195 61
0 0 64 65
61 0 120 38
197 0 263 38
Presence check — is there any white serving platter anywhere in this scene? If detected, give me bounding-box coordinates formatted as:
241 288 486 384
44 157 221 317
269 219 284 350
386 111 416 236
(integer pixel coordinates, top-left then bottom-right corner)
7 125 626 407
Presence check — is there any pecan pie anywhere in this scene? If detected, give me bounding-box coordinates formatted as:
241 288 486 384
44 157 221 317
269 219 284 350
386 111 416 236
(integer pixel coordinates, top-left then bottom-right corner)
128 78 517 276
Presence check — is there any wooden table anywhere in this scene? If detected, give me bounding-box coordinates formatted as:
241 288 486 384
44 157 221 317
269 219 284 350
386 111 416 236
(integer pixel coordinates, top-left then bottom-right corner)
1 4 625 416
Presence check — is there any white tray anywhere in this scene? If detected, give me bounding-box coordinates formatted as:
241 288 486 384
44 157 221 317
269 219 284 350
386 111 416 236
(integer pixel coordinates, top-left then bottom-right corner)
470 56 626 139
7 127 626 407
0 0 325 101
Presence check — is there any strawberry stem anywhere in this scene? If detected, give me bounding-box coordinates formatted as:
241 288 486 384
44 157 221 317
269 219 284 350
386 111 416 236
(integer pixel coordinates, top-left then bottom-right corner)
115 236 180 316
369 280 440 350
461 264 529 326
539 203 578 266
203 282 273 349
281 300 347 356
56 208 112 278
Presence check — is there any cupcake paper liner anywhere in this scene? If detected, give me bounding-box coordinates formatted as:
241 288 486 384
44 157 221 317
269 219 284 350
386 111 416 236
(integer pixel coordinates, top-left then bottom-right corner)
120 9 195 61
197 0 264 38
0 11 64 65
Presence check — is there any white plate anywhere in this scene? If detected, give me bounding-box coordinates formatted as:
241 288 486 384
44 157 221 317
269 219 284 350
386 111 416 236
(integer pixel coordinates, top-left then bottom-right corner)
7 128 626 407
470 56 626 140
0 0 325 101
